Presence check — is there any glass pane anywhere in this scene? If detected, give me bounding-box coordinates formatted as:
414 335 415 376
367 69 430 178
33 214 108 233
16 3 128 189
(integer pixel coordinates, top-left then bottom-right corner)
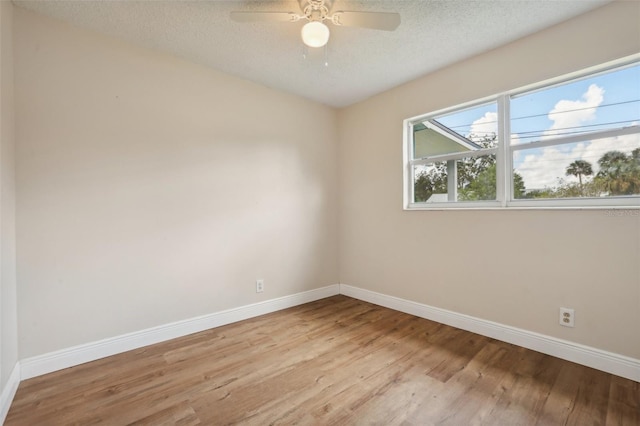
513 134 640 199
414 162 448 203
458 154 498 201
413 102 498 159
413 154 497 203
435 103 499 147
511 64 640 145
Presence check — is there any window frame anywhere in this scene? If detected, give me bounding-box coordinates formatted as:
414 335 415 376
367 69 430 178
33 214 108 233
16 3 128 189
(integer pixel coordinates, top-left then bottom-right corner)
404 54 640 210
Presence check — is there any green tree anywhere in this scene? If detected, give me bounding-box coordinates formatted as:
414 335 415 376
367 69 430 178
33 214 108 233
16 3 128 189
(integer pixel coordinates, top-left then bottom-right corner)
414 134 529 202
513 172 526 199
532 150 640 199
458 163 495 201
523 188 556 199
458 164 526 200
597 151 627 179
414 162 447 202
596 150 640 195
565 160 593 192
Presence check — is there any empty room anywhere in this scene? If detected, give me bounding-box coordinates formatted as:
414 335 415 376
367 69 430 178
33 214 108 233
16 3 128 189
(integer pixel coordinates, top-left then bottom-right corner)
0 0 639 424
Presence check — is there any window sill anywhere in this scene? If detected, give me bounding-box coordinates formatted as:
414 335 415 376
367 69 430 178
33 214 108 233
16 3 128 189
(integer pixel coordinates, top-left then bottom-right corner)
405 200 640 211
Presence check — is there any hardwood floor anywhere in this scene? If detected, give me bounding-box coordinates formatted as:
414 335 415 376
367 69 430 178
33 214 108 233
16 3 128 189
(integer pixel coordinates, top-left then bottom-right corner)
6 295 639 425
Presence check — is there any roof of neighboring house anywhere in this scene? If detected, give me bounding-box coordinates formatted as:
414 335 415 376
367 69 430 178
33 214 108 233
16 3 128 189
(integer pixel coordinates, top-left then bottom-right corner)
413 119 481 159
426 193 450 203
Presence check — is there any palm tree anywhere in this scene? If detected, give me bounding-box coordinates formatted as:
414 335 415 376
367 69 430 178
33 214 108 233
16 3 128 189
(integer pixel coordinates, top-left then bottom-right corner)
565 160 593 194
597 151 627 177
597 151 635 195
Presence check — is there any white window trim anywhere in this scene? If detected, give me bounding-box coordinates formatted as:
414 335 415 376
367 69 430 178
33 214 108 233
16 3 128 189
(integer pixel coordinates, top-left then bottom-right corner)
510 126 639 152
412 148 498 165
404 54 640 211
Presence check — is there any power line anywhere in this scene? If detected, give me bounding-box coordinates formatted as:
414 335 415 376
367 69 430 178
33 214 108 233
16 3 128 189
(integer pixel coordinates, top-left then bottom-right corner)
513 99 640 121
514 119 639 136
457 119 639 140
442 99 640 130
512 148 639 166
514 123 640 140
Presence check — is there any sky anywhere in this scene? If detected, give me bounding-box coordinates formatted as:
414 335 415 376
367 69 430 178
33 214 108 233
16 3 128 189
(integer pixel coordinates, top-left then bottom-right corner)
433 62 640 191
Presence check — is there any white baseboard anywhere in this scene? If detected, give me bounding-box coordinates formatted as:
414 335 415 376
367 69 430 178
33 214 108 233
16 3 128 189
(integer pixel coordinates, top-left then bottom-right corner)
14 282 640 385
0 363 21 423
339 284 640 382
20 284 340 380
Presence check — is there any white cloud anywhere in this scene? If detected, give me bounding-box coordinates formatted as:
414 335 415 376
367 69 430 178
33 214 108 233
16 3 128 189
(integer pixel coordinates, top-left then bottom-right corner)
514 83 640 190
450 84 638 191
544 84 604 138
516 133 640 189
469 112 497 141
470 111 522 145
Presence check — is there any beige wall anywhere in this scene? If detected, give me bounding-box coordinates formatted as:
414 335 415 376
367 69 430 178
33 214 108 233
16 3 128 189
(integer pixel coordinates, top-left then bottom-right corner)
1 0 19 387
14 8 338 358
10 0 640 364
338 1 640 359
0 1 18 389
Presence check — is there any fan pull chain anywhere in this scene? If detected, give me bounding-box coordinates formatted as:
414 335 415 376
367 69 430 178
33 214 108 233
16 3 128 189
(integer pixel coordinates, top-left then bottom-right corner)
324 44 329 67
300 42 328 68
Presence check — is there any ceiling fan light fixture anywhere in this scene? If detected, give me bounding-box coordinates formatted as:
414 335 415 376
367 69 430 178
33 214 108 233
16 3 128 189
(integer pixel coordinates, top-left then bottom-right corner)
301 21 330 47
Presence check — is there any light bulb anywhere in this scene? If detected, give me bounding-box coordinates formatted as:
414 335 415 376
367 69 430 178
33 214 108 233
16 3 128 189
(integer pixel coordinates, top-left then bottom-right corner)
301 21 330 48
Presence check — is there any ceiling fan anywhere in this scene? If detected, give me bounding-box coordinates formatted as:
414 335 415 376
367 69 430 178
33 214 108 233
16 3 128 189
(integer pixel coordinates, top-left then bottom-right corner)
230 0 401 48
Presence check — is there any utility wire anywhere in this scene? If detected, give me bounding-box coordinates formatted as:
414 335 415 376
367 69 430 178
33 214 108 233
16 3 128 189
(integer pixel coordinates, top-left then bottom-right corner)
514 119 639 135
445 117 639 140
513 99 640 121
452 120 639 140
442 99 640 130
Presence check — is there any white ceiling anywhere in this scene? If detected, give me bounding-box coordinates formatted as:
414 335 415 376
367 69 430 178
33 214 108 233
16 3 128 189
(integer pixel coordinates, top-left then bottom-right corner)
14 0 611 108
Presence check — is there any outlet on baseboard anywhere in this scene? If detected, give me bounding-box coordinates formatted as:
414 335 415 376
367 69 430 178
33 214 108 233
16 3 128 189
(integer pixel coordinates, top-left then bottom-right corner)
559 307 574 327
256 279 264 293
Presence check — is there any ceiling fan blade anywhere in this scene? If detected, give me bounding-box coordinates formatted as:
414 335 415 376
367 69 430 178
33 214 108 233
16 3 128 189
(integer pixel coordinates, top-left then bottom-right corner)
230 11 301 23
331 11 400 31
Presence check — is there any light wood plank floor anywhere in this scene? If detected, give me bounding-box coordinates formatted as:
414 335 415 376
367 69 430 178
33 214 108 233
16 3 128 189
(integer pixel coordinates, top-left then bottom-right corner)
6 295 640 425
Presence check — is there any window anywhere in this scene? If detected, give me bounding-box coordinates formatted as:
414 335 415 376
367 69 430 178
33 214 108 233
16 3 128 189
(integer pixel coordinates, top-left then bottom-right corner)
404 56 640 209
410 101 500 206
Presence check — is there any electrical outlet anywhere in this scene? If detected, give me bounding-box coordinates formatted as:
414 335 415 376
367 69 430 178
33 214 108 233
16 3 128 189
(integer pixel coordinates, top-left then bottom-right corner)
559 307 574 327
256 279 264 293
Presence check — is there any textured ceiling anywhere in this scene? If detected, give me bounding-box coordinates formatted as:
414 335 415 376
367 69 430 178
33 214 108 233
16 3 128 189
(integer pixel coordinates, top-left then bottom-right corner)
14 0 611 107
